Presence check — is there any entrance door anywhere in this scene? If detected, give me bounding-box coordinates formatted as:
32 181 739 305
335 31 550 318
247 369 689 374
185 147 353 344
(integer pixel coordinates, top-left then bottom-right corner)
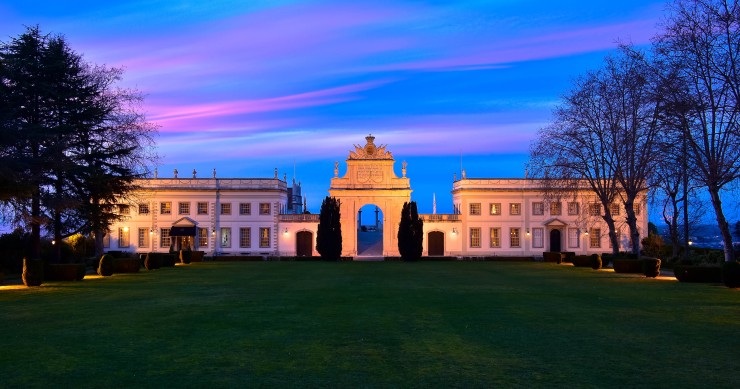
549 229 562 252
428 231 445 256
296 231 313 257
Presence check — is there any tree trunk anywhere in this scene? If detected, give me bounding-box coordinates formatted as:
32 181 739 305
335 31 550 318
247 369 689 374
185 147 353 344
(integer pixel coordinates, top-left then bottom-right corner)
624 198 640 256
602 207 620 256
94 230 104 257
707 186 734 262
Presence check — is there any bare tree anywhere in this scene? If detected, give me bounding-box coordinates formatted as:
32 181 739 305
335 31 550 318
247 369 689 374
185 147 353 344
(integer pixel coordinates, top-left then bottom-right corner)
656 0 740 262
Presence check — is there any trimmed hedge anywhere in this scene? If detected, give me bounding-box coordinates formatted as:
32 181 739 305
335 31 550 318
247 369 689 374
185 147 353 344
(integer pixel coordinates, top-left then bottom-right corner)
561 252 575 263
674 265 722 283
543 252 564 263
641 257 661 278
45 263 86 281
572 254 601 270
98 254 114 276
180 250 192 264
191 251 205 262
22 258 43 286
613 259 643 273
722 262 740 288
113 258 141 273
212 255 264 262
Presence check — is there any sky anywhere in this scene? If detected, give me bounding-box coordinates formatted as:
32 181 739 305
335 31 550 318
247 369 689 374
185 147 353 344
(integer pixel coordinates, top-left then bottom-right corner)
3 0 711 223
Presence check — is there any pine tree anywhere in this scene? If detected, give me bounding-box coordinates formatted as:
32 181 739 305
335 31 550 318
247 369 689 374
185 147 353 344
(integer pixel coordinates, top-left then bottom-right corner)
317 196 342 261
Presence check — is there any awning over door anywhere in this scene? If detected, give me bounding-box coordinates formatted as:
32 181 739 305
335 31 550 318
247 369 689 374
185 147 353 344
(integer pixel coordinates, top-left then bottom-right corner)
170 226 196 236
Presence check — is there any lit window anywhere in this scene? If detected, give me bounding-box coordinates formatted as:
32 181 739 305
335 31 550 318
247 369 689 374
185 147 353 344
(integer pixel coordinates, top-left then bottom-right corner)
568 202 580 215
118 228 130 248
489 203 501 215
160 228 171 248
510 203 521 215
568 228 580 248
610 203 620 216
259 203 271 215
589 203 601 216
240 203 251 215
240 227 251 248
510 228 521 248
633 204 641 216
138 203 150 215
532 228 544 248
490 228 501 248
259 227 270 248
221 227 231 248
118 205 130 215
550 202 562 215
198 228 208 247
470 228 481 248
138 228 149 248
469 203 481 216
197 202 208 215
178 202 190 215
589 228 601 248
160 202 172 215
532 202 544 215
221 203 231 215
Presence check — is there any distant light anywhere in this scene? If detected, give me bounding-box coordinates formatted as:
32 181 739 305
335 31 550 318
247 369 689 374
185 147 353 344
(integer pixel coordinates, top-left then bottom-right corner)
51 240 56 245
123 226 129 232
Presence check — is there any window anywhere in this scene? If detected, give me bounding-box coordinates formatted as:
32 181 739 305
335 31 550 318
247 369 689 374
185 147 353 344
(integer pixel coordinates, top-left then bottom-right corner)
470 227 481 248
178 202 190 215
138 203 150 215
239 203 251 215
103 231 110 248
221 203 231 215
532 228 544 248
550 202 562 215
118 205 130 215
510 228 521 248
633 204 641 216
118 227 130 248
469 203 481 216
197 202 208 215
568 202 580 215
220 227 231 248
198 228 209 247
240 227 251 248
259 227 270 248
532 202 544 215
259 203 271 215
489 203 502 215
489 228 501 248
138 228 149 248
160 228 171 248
589 228 601 248
589 203 601 216
610 203 620 216
568 228 580 248
160 202 172 215
510 203 521 215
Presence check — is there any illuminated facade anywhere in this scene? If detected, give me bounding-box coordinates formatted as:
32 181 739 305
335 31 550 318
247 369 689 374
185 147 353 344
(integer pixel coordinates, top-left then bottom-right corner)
105 135 648 258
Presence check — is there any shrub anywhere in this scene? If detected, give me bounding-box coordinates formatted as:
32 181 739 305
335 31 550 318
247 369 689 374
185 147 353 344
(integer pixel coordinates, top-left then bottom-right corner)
572 254 600 269
561 252 575 263
112 258 140 273
161 254 177 267
180 250 192 264
641 257 661 278
144 253 162 270
98 254 114 276
613 258 643 273
191 251 205 262
673 265 722 283
22 258 43 287
317 196 342 261
721 262 740 288
543 252 563 263
45 263 86 281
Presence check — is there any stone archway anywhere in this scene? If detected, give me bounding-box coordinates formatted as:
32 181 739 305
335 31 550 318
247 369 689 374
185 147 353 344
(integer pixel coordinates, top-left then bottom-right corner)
329 135 411 257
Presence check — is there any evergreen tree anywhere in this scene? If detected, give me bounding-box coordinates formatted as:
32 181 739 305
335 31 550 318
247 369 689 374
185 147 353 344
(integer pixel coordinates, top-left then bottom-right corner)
316 196 342 261
398 201 423 261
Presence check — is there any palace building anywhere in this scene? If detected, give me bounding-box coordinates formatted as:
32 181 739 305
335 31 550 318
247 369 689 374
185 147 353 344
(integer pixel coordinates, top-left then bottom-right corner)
105 135 648 258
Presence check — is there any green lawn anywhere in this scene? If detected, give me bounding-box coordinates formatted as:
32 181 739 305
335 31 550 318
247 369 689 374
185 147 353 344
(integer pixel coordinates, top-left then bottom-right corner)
1 262 738 388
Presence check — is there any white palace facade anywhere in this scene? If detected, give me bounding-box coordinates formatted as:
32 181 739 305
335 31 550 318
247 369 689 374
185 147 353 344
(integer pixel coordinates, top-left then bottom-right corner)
105 135 648 258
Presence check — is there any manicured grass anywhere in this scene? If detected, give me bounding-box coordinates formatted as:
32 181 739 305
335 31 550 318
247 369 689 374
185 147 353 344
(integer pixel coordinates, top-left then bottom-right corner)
1 262 738 388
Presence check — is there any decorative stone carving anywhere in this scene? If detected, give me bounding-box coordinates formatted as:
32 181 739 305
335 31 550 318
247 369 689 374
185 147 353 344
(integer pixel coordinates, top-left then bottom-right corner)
349 134 393 160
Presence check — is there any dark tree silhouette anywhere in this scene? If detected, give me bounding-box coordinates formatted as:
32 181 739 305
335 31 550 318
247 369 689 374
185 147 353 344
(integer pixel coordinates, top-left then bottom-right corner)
398 201 423 261
316 196 342 261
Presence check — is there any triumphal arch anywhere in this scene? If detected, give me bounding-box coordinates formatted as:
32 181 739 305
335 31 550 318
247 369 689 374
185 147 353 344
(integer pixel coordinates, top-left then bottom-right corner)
329 135 411 257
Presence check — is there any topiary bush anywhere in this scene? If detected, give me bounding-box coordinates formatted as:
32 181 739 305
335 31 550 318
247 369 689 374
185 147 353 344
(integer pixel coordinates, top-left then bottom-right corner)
180 250 192 264
641 257 661 278
543 252 564 263
613 258 643 273
673 265 722 283
561 252 575 263
721 261 740 288
98 254 114 276
22 257 43 287
590 254 602 270
45 263 86 281
144 253 162 270
112 258 141 273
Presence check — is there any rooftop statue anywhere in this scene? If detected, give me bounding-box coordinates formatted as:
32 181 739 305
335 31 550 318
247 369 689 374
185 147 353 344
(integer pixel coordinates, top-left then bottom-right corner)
349 134 393 160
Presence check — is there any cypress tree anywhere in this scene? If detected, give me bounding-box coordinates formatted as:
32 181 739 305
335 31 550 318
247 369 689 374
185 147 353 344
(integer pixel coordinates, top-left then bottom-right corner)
317 196 342 261
398 201 423 261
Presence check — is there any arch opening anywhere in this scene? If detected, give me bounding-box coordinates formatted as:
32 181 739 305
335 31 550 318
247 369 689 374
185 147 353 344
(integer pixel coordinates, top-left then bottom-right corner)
357 204 383 257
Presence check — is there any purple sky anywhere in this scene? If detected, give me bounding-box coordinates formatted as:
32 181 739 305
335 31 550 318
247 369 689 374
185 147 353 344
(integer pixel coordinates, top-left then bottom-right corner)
2 0 677 219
